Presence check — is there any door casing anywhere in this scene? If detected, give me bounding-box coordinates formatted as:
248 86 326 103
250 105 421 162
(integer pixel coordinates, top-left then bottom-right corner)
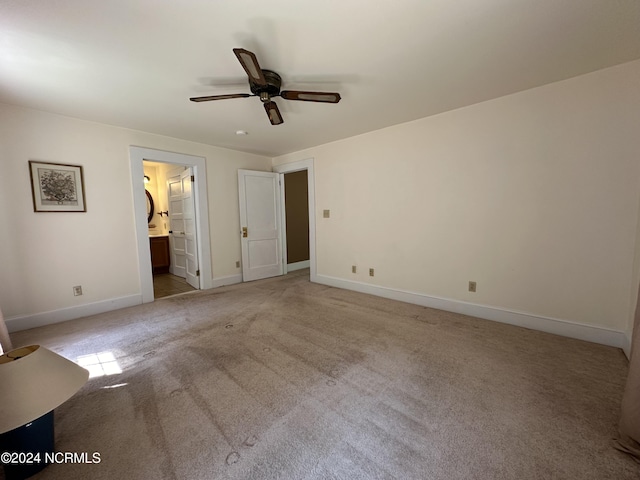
130 146 212 303
274 158 317 281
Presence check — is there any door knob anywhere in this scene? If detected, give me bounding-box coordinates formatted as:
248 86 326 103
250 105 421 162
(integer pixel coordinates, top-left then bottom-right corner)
242 227 248 238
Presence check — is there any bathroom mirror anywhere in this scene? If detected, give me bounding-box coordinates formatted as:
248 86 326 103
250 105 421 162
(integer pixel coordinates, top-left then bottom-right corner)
145 190 154 223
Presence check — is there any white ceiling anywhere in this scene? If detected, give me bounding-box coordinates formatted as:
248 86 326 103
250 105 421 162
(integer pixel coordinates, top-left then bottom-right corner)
1 0 639 157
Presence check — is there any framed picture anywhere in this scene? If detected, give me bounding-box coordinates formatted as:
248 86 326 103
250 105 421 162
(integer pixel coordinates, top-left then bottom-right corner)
29 161 86 212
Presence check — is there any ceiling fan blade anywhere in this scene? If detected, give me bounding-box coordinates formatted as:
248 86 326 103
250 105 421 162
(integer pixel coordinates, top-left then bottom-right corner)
233 48 267 86
264 101 284 125
280 90 341 103
190 93 252 102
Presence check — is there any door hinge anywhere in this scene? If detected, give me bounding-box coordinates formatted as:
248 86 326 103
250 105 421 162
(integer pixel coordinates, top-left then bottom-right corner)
191 175 195 182
196 269 200 277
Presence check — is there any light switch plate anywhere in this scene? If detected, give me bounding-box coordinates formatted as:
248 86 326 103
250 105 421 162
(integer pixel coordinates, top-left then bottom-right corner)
323 209 330 218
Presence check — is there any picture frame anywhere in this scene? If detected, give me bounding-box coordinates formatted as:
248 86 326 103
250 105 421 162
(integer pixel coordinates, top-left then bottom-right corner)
29 161 86 212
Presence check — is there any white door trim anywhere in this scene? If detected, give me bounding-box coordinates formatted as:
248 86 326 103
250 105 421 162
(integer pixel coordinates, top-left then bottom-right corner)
273 158 316 282
129 146 212 303
277 173 288 273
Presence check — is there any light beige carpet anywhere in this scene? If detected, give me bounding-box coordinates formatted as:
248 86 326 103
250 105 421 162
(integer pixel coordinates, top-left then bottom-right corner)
5 270 638 479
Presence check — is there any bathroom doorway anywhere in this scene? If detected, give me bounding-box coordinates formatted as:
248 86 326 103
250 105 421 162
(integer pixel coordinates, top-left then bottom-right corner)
144 162 198 299
130 147 213 304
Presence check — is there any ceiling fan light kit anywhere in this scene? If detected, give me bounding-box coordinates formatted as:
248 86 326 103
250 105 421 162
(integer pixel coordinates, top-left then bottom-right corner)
190 47 341 125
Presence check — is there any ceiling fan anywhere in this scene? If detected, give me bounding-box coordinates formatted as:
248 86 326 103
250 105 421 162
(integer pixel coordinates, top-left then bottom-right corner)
190 48 341 125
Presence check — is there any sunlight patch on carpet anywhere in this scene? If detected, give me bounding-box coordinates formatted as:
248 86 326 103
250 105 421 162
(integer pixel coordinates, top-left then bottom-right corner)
77 351 122 378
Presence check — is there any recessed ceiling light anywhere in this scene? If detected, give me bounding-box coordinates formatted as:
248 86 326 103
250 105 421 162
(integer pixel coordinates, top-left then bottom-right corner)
235 130 248 136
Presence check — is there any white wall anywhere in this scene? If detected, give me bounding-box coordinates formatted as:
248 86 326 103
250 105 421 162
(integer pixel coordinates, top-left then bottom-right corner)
3 60 639 350
0 103 271 329
628 179 640 354
274 60 640 350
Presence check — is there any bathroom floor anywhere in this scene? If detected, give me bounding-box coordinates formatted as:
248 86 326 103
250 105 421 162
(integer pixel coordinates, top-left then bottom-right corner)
153 273 196 298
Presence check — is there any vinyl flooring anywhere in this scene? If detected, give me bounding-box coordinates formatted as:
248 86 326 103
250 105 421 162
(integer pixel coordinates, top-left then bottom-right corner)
152 273 196 298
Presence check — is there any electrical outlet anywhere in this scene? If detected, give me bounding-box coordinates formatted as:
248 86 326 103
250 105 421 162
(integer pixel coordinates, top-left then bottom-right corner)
236 261 240 268
468 281 477 293
352 265 357 274
369 268 375 277
323 209 330 218
73 285 83 296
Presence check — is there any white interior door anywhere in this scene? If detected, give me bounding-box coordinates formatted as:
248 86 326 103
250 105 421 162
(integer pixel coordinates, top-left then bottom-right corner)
181 169 199 289
238 169 283 282
168 169 186 278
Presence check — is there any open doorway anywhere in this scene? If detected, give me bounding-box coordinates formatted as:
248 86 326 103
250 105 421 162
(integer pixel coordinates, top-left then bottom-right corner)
274 158 317 281
130 147 213 303
283 170 310 272
144 162 198 299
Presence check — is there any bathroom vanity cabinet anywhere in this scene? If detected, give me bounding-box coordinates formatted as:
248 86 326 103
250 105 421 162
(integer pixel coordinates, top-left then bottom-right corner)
149 235 170 273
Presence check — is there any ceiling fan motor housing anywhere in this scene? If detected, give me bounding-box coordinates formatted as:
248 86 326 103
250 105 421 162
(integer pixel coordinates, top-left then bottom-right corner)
250 69 282 99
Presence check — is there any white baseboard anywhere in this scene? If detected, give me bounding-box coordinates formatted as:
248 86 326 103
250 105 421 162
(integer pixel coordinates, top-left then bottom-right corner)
6 294 142 333
6 274 629 357
6 274 242 334
287 260 310 272
315 274 628 351
211 274 242 288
